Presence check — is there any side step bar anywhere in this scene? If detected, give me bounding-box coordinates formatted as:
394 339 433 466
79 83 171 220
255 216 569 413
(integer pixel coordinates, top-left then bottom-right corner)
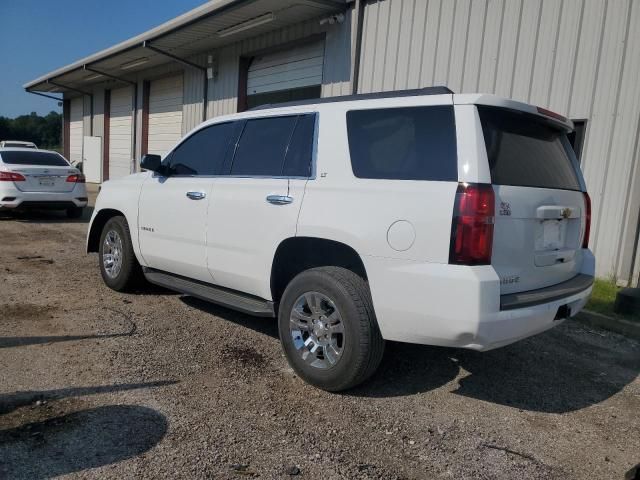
143 268 275 317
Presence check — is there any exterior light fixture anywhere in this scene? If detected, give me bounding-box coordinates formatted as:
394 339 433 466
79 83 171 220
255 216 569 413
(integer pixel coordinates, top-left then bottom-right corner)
217 13 275 38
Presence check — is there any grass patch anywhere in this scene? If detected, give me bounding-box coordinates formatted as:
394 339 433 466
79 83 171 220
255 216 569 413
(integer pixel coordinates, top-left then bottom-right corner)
586 278 640 322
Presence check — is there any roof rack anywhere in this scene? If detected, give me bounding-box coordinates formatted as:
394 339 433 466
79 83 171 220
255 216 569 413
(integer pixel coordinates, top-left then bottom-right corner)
249 86 454 111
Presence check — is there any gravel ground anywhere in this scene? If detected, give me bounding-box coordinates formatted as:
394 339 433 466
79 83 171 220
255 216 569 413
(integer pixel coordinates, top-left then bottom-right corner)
0 189 639 479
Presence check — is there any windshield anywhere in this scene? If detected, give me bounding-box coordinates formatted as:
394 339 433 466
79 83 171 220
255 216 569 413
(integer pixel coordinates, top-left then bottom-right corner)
478 106 581 191
0 151 69 166
3 142 36 148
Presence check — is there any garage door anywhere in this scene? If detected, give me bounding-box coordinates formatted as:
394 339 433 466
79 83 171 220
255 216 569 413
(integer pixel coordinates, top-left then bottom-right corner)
247 41 324 109
69 97 83 164
108 87 133 179
148 75 183 156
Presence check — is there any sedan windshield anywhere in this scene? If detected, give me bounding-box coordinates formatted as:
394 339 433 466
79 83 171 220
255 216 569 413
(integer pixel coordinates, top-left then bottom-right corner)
0 151 69 166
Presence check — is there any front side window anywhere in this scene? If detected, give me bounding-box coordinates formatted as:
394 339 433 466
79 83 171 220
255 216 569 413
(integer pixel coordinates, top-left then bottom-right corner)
168 122 234 176
346 106 458 181
231 115 315 177
0 151 68 166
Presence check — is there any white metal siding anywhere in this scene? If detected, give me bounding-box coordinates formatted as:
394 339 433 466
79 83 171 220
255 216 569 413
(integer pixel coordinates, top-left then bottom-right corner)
108 87 133 179
357 0 640 284
247 41 324 95
148 75 184 156
69 97 83 164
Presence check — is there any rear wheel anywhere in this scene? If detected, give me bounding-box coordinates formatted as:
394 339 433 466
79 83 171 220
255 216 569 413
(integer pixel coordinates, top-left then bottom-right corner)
66 206 83 219
99 216 143 292
278 267 385 391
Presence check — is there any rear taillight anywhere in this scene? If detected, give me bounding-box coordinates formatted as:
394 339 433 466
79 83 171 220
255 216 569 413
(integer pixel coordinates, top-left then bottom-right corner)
66 173 86 183
449 183 495 265
582 192 591 248
0 171 26 182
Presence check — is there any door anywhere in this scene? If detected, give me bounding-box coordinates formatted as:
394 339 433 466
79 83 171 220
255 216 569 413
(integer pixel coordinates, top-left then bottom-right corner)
207 114 316 299
138 121 236 282
82 136 102 183
476 105 589 295
246 41 324 109
148 75 184 156
69 97 83 164
109 86 134 179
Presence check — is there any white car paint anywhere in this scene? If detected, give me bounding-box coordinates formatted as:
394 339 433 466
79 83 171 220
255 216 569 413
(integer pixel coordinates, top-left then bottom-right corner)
0 148 87 211
89 92 594 351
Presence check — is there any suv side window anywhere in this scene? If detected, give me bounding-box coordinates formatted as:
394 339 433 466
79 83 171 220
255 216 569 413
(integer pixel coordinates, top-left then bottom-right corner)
346 106 458 181
168 122 234 176
282 114 316 177
231 116 298 176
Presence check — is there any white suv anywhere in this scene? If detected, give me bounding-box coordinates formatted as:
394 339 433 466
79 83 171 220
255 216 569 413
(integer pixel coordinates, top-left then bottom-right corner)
87 88 594 391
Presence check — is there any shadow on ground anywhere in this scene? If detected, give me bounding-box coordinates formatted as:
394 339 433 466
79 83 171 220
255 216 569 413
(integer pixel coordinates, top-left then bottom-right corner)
181 295 640 413
0 206 94 224
0 405 167 479
0 381 178 415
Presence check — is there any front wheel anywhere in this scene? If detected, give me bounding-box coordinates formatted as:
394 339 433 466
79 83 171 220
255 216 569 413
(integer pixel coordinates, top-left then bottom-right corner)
98 216 143 292
278 267 385 391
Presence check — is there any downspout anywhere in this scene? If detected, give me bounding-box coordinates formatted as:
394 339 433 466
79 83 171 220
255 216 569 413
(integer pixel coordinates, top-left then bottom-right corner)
351 0 366 95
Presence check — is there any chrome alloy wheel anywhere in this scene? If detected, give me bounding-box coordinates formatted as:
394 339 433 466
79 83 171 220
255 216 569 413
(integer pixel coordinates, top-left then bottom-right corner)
289 291 345 369
102 229 123 279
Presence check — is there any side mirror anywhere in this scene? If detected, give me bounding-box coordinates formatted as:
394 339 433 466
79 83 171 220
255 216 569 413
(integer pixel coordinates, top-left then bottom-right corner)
140 154 163 174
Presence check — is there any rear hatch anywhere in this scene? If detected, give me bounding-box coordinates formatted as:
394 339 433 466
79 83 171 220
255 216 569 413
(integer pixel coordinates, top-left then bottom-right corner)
0 150 77 193
477 105 588 295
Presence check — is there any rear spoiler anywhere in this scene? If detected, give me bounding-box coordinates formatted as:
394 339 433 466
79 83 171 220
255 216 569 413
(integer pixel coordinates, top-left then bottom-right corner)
454 94 574 132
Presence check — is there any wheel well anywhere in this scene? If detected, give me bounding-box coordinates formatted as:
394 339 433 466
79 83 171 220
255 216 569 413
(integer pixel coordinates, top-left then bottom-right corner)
270 237 367 303
87 209 124 253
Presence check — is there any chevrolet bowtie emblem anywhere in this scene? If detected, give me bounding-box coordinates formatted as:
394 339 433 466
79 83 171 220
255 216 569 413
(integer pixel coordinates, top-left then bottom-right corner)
561 208 572 219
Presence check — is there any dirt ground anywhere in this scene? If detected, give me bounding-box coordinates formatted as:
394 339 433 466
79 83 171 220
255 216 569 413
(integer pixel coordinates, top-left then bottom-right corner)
0 189 639 480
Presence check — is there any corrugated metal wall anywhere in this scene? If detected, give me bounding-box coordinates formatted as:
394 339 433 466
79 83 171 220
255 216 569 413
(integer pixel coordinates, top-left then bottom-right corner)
358 0 640 284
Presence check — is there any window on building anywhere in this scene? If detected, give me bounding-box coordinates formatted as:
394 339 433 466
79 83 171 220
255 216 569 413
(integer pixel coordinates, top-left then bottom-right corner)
346 106 458 181
168 122 234 176
247 86 321 110
567 120 587 163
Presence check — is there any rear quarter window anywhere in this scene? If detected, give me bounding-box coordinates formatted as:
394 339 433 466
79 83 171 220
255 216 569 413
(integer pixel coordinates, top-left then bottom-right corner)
478 106 581 191
346 106 458 181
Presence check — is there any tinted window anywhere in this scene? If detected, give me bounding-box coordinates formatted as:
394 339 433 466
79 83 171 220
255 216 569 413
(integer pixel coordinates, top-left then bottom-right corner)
282 114 315 177
478 106 581 191
0 151 68 166
231 116 298 176
168 122 234 176
346 106 458 181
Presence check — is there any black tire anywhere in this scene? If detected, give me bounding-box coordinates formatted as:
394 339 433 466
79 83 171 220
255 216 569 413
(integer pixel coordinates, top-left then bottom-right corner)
278 266 385 391
98 216 143 292
66 206 83 219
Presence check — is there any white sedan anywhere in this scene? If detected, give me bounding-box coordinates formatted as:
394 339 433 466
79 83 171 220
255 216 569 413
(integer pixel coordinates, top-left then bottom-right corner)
0 148 88 218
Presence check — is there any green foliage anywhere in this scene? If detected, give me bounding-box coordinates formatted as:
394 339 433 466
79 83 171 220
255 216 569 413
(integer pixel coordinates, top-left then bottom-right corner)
0 111 62 149
587 278 640 321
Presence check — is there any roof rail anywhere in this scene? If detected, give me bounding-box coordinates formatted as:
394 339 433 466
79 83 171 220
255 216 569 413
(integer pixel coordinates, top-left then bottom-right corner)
249 86 454 111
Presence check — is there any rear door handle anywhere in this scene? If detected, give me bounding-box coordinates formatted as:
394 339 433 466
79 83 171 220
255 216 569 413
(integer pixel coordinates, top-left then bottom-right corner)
186 191 206 200
266 195 293 205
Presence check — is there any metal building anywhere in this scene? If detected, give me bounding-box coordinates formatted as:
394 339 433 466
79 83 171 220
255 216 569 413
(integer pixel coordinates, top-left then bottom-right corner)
25 0 640 286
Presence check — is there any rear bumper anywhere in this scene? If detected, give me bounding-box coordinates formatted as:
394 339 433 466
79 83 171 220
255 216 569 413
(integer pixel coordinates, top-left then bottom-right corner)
364 250 595 351
0 185 88 210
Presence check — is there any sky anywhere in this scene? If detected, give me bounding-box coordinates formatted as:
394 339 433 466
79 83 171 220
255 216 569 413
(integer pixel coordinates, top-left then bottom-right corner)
0 0 206 118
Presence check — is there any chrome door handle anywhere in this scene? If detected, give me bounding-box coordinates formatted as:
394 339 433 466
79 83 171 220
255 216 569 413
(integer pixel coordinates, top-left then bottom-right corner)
186 191 206 200
266 195 293 205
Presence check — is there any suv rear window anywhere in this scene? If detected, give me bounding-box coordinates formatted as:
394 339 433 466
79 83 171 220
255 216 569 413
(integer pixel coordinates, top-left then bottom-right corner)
0 151 68 166
478 106 581 191
346 106 457 181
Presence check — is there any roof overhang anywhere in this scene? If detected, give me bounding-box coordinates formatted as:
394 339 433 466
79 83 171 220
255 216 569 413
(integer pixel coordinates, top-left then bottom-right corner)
25 0 347 95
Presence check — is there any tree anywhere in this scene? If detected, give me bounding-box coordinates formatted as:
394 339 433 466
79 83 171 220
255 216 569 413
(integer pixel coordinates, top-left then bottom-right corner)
0 111 62 149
